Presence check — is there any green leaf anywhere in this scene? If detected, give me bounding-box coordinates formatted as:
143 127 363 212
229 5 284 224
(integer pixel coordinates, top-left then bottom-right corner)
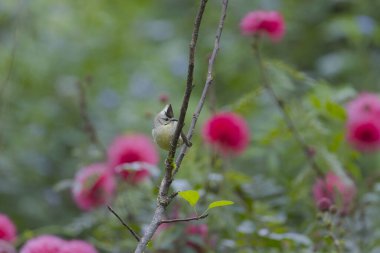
178 190 200 207
207 200 234 210
325 100 346 120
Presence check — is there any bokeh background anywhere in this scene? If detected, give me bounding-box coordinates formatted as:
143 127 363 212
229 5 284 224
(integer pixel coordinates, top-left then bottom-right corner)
1 0 380 252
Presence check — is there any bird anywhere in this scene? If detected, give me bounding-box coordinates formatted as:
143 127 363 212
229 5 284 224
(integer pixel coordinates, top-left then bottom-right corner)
152 104 192 150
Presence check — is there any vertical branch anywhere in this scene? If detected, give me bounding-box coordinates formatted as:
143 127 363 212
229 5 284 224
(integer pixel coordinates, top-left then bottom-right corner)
76 79 106 155
133 0 230 251
166 0 209 172
0 43 16 149
0 0 22 103
175 0 229 172
0 0 24 148
0 41 16 102
107 206 141 242
252 38 324 178
133 1 209 252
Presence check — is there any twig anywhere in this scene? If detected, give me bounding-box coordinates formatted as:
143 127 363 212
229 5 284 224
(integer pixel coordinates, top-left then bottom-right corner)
0 40 16 103
160 214 208 224
76 79 106 155
134 1 209 252
175 0 229 173
0 43 16 149
0 2 22 147
107 206 141 242
252 38 324 178
133 0 230 252
167 0 209 170
168 191 179 201
0 0 22 104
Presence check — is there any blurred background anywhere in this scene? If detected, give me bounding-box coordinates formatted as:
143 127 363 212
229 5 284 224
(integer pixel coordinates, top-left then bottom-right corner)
1 0 380 252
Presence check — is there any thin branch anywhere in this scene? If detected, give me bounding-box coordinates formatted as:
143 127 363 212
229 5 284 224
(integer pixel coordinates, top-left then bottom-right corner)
0 2 22 147
175 0 229 173
167 0 209 173
133 0 230 252
0 0 23 104
0 40 16 101
134 1 209 252
160 214 208 224
0 43 16 149
76 79 106 155
107 206 141 242
252 38 324 178
168 191 179 202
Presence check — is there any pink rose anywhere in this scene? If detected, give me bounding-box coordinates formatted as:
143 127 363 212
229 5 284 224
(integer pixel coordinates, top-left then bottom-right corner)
20 235 65 253
59 240 97 253
107 134 159 183
240 10 285 41
0 214 17 243
345 93 380 152
72 163 116 211
312 172 356 214
202 112 250 155
346 92 380 120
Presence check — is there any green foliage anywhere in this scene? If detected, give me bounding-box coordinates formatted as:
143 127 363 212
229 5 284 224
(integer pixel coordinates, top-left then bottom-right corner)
178 190 200 208
178 189 234 215
207 200 234 211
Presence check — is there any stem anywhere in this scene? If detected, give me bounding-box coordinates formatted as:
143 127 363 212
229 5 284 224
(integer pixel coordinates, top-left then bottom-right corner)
0 2 20 148
175 0 229 172
76 80 106 155
252 38 324 178
0 37 16 103
168 0 209 166
160 214 208 224
108 206 141 242
133 1 209 252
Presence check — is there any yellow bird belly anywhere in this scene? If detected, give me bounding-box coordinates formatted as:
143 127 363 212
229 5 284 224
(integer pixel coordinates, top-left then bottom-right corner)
152 123 183 150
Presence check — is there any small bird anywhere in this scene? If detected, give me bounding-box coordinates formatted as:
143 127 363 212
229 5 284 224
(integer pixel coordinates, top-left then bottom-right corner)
152 104 192 150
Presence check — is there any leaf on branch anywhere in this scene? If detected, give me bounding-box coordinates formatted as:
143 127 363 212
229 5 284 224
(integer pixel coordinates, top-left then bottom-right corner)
178 190 200 207
207 200 234 211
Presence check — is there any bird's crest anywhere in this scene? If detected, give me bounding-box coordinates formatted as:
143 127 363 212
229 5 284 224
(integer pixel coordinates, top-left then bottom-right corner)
164 104 174 118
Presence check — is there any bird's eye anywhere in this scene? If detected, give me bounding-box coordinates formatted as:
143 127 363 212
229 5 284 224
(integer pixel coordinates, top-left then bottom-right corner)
163 117 169 121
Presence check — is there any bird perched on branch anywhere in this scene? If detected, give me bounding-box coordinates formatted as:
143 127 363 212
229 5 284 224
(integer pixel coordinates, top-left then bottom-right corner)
152 104 192 151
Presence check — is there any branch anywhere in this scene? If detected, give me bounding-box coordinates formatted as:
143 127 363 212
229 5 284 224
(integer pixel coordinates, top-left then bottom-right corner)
133 1 209 252
175 0 229 172
0 39 16 102
0 2 20 104
167 0 209 173
0 22 18 148
0 46 16 149
133 1 230 252
252 38 324 178
107 206 141 242
160 214 208 224
76 79 106 155
168 191 179 202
